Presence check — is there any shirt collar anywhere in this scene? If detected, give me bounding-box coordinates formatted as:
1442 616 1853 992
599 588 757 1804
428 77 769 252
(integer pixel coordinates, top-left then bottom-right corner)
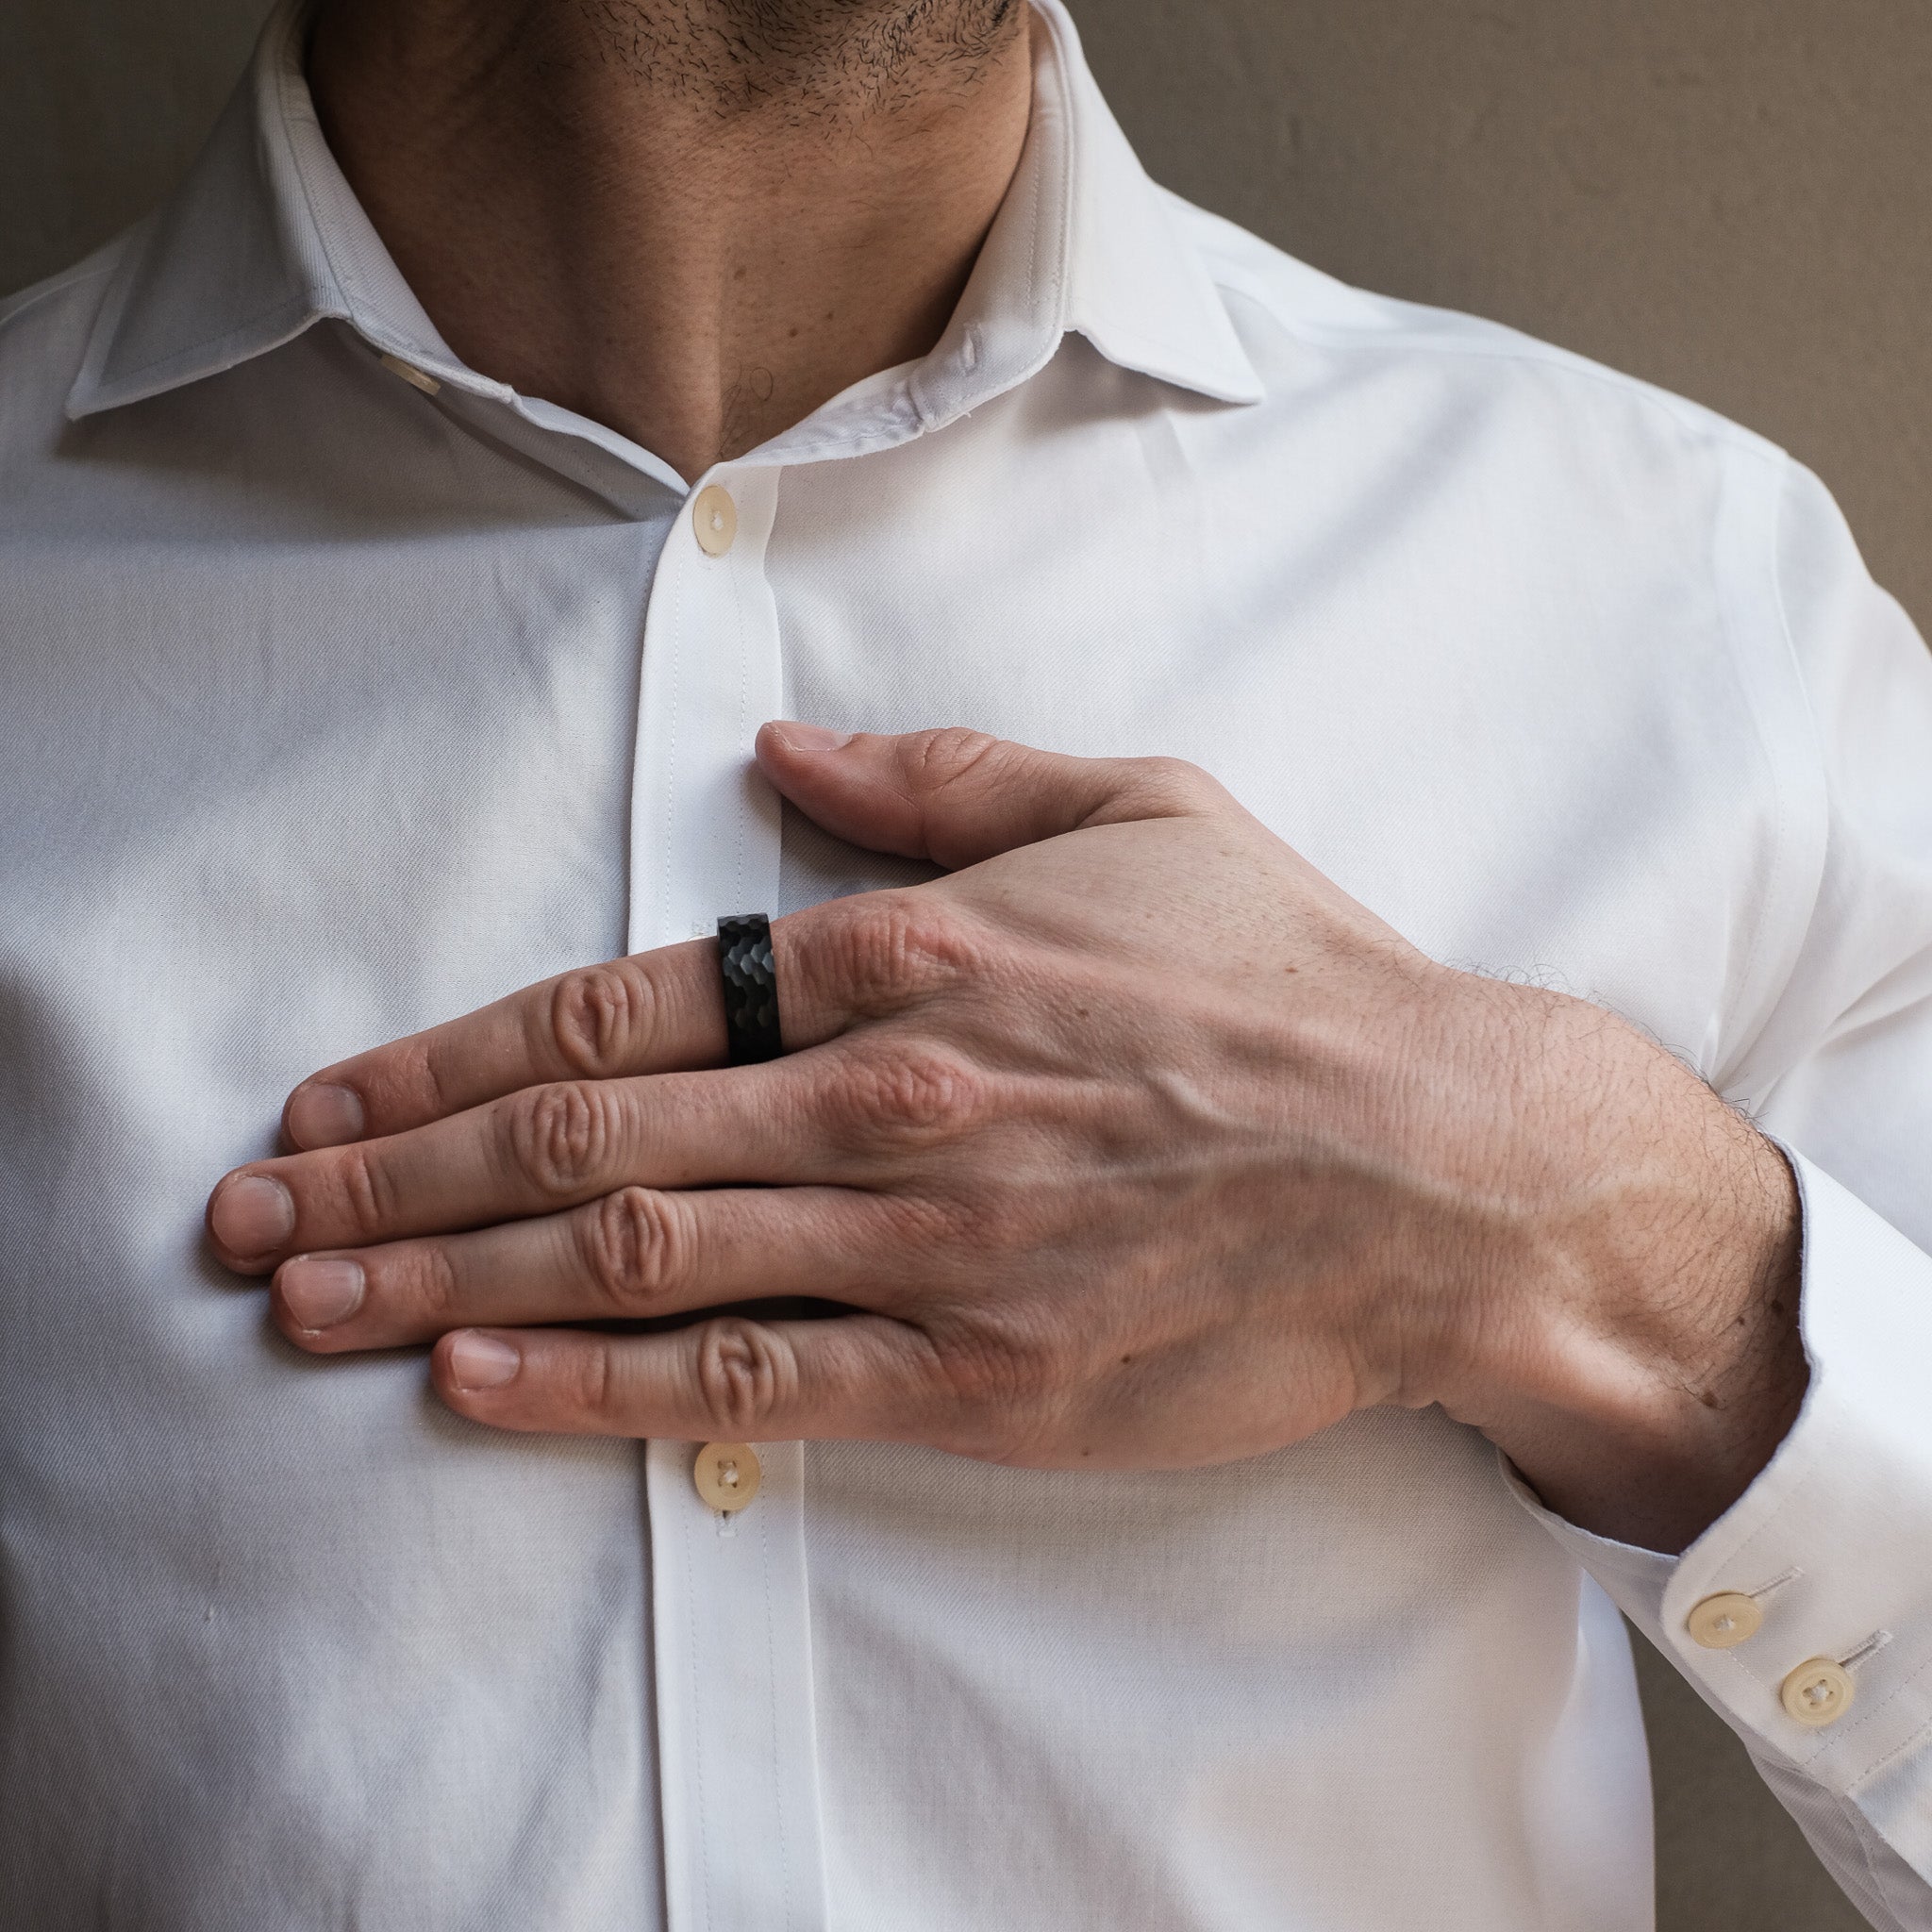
66 0 1262 431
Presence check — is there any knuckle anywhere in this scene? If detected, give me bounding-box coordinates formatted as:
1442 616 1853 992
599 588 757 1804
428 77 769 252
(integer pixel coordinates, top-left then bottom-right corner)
332 1142 394 1240
830 893 977 1009
904 726 1003 797
567 1340 621 1422
547 961 657 1078
838 1048 987 1144
880 1189 974 1255
507 1080 621 1196
1128 755 1222 814
406 1034 458 1119
579 1187 686 1312
931 1316 1060 1418
693 1318 797 1434
411 1243 461 1324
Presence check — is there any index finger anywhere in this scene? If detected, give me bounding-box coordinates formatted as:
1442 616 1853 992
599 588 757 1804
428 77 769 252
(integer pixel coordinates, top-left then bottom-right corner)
281 941 730 1149
280 889 959 1148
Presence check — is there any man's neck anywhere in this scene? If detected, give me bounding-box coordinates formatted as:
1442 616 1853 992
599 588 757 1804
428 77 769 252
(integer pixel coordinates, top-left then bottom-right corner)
308 0 1036 481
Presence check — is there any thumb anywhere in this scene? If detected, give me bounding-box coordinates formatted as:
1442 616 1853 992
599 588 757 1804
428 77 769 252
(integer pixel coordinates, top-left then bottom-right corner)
754 724 1224 870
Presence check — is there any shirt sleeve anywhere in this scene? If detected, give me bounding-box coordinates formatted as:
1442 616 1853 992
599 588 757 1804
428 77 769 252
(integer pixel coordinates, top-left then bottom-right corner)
1519 454 1932 1931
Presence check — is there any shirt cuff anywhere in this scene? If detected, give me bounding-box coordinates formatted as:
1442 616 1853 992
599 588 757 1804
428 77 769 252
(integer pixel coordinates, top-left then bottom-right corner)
1512 1154 1932 1880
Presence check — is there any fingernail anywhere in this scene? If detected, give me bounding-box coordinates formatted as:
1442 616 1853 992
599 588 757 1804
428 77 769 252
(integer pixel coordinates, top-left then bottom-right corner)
286 1081 365 1149
774 721 853 752
278 1256 365 1331
448 1331 521 1391
210 1174 296 1256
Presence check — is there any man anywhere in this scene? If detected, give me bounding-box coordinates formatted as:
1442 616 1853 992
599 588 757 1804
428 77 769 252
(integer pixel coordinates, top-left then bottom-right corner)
2 0 1928 1924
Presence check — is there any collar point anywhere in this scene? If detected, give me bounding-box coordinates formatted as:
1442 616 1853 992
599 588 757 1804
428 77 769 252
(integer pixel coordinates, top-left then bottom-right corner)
1071 320 1266 409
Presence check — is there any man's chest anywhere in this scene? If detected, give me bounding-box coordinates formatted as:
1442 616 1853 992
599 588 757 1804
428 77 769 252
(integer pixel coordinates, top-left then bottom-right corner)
2 414 1774 1091
0 385 1740 1932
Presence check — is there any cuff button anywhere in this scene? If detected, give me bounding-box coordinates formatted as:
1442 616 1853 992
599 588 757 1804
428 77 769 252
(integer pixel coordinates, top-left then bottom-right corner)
1780 1658 1855 1728
1687 1591 1763 1649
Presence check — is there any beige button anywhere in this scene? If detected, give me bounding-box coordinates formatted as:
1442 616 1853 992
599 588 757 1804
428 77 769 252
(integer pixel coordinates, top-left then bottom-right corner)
693 1441 761 1512
1780 1657 1855 1728
377 351 441 396
1687 1591 1763 1650
692 484 738 558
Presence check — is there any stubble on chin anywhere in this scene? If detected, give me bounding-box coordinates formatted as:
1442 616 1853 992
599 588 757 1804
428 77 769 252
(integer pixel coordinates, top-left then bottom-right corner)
567 0 1026 119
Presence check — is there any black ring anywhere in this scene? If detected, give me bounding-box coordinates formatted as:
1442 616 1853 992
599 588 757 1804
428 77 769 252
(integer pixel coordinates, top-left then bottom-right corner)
717 914 783 1064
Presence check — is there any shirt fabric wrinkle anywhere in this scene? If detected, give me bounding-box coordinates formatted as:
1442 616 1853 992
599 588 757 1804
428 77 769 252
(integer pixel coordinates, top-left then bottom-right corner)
7 0 1932 1927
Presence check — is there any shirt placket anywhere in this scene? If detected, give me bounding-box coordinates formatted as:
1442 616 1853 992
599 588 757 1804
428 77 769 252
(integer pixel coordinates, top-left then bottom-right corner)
627 462 828 1932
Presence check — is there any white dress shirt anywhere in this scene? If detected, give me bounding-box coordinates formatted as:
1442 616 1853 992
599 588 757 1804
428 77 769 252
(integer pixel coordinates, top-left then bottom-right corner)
5 2 1932 1926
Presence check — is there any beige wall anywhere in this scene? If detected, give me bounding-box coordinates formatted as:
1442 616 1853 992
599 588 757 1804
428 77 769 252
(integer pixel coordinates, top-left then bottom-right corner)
5 2 1924 1926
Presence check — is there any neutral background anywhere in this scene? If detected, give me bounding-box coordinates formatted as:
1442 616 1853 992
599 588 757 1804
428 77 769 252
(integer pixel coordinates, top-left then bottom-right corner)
4 1 1924 1925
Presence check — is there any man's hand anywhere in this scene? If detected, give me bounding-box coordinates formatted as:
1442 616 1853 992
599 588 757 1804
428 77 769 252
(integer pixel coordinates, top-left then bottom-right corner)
208 725 1806 1551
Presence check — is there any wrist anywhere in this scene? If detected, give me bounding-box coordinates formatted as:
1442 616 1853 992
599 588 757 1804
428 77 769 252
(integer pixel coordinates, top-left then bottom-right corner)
1424 994 1807 1551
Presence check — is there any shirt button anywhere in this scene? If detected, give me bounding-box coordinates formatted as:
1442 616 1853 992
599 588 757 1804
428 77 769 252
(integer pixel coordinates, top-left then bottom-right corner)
1779 1657 1855 1727
693 1441 761 1512
1686 1591 1763 1649
692 484 738 558
377 351 441 396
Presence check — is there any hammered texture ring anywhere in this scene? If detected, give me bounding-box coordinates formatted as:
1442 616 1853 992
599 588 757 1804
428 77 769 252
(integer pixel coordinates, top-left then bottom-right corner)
717 913 783 1064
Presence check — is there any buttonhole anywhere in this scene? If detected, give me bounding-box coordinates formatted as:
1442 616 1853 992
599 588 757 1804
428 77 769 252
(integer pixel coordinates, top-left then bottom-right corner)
1749 1566 1803 1603
1839 1630 1892 1674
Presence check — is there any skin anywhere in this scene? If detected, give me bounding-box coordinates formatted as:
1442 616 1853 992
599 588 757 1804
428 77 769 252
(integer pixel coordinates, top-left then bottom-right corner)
210 729 1805 1555
219 1 1811 1556
307 0 1036 480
